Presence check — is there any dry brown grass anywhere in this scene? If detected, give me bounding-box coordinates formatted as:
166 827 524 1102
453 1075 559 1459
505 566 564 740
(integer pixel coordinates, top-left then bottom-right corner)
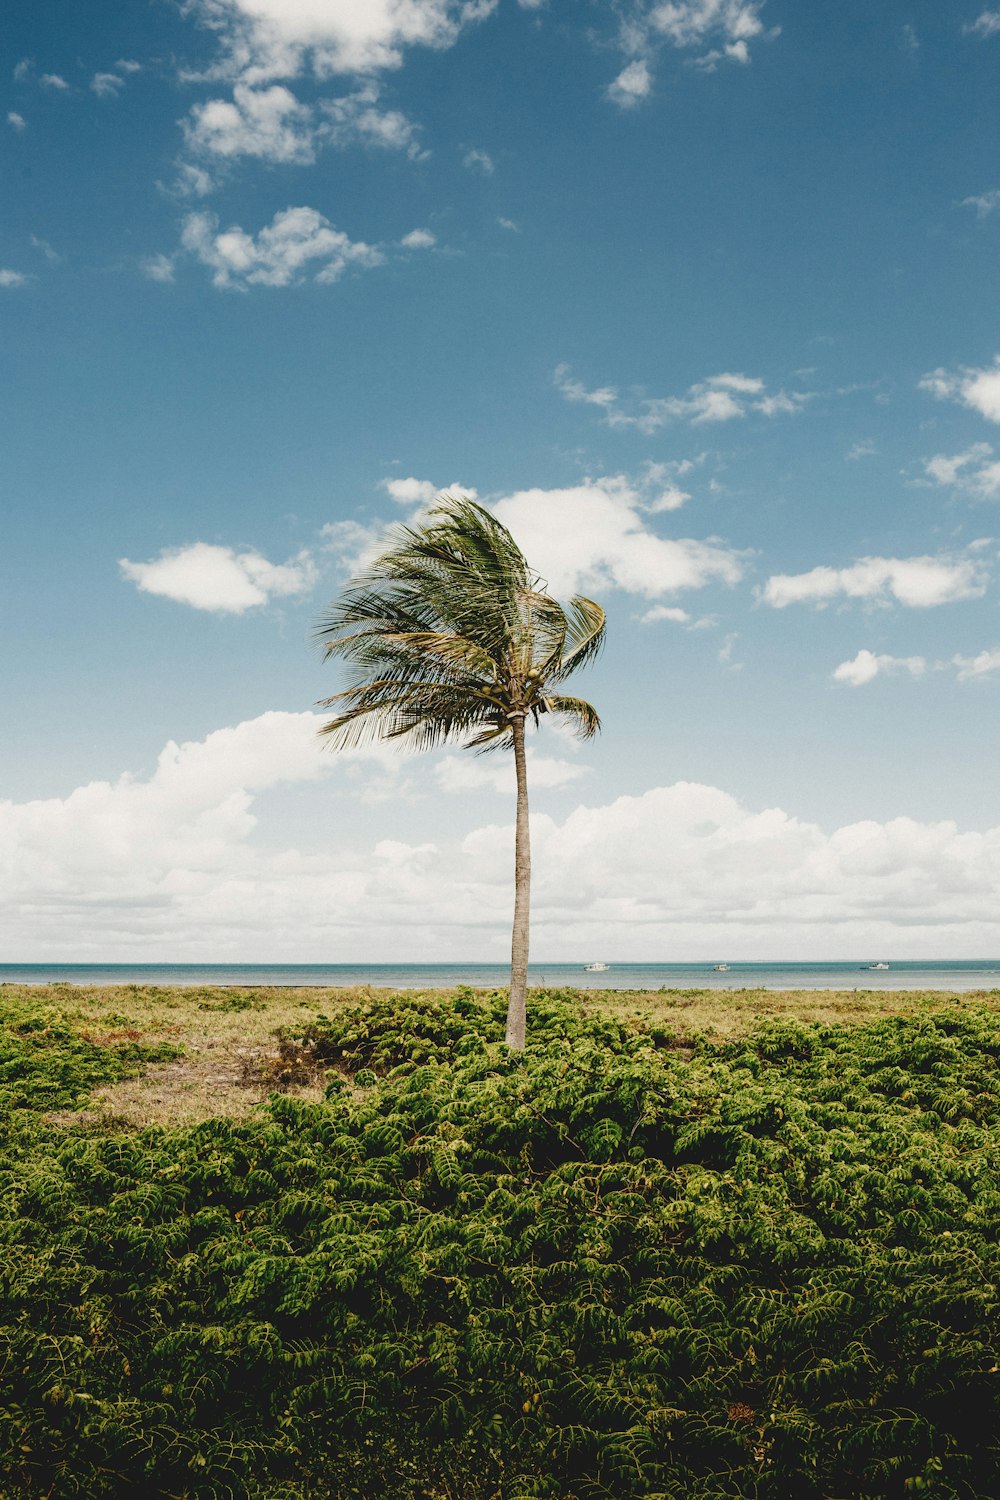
5 983 361 1128
585 983 1000 1037
6 980 1000 1128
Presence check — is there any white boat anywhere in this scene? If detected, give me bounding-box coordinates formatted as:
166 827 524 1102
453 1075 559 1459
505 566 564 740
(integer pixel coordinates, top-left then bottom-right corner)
713 964 731 972
584 961 610 972
865 962 890 971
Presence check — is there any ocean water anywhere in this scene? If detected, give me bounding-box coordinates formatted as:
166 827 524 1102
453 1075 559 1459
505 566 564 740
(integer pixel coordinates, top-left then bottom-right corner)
2 961 1000 992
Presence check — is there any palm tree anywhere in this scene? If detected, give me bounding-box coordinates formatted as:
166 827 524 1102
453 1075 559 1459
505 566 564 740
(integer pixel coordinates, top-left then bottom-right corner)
314 493 606 1050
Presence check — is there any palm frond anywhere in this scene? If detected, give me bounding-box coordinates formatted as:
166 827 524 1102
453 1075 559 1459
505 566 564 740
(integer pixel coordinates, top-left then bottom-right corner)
547 596 606 680
314 492 604 758
542 693 602 739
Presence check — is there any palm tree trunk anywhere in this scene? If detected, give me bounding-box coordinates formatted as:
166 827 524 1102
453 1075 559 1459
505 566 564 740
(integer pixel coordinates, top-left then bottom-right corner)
505 713 530 1050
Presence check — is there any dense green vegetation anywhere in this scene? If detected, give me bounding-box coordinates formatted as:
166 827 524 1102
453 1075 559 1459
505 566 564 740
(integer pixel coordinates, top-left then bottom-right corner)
2 987 1000 1497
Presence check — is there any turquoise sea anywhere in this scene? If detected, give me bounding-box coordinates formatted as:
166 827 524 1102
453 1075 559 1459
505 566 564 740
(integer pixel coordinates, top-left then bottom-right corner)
3 961 1000 991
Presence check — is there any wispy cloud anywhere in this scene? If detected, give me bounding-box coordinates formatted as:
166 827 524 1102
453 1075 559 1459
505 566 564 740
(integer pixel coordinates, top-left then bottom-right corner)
961 188 1000 217
0 269 28 288
555 363 809 431
953 646 1000 678
322 84 425 157
91 72 125 98
462 147 495 174
6 111 26 131
39 73 70 91
833 649 927 686
400 228 436 249
921 443 1000 499
141 253 176 283
162 163 216 200
607 0 775 109
119 542 316 613
964 11 1000 38
30 235 59 263
606 58 652 108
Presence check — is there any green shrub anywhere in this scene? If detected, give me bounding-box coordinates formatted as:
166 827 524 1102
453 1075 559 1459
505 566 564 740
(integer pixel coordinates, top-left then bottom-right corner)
0 999 177 1112
1 991 999 1497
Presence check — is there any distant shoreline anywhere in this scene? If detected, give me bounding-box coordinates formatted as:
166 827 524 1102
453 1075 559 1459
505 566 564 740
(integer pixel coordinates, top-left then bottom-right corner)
3 958 1000 996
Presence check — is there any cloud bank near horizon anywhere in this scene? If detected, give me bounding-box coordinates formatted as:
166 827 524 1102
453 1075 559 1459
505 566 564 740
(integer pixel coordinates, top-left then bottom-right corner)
5 711 1000 962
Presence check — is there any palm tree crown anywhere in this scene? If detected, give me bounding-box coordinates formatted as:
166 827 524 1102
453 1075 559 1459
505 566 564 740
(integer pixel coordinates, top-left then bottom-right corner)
314 494 605 753
314 492 606 1048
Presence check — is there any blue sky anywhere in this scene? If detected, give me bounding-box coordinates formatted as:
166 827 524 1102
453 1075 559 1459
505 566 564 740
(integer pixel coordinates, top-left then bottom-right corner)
6 0 1000 962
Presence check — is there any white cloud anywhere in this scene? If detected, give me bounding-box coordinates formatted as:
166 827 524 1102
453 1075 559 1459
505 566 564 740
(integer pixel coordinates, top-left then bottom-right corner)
953 647 1000 679
553 367 619 414
185 0 498 84
833 649 927 686
0 269 27 288
435 751 588 795
920 357 1000 424
382 475 438 504
30 235 59 263
179 78 425 179
718 631 742 669
165 163 216 199
463 147 495 173
555 363 808 432
609 0 773 105
498 216 519 232
10 719 1000 960
319 519 394 574
321 83 425 155
961 188 1000 217
639 457 702 511
647 0 768 50
184 82 316 162
640 605 691 624
763 553 988 610
7 111 26 131
845 440 877 461
119 542 317 612
401 227 436 249
39 73 69 90
141 253 176 283
607 58 652 107
922 443 1000 499
492 476 746 598
965 11 1000 37
180 206 382 289
354 469 735 604
91 71 125 97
